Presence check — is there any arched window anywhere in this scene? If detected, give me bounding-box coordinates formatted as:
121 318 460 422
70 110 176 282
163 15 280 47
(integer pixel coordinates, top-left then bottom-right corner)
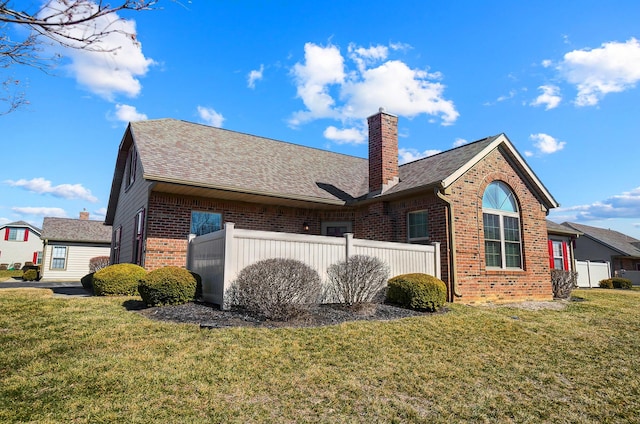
482 181 522 269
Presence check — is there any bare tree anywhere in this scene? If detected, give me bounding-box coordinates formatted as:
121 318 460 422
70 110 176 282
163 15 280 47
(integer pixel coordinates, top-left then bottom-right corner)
0 0 156 114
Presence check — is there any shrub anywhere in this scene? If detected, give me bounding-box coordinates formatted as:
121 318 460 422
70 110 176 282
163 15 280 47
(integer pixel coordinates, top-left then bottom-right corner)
93 263 147 296
599 278 614 289
81 272 95 293
89 256 110 273
22 269 38 281
325 255 389 305
227 258 322 320
551 269 578 299
387 273 447 312
600 277 633 289
138 266 198 307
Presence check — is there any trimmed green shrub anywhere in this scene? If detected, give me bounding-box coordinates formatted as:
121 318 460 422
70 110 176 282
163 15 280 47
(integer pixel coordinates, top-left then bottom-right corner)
81 272 95 293
227 258 322 320
138 266 197 307
93 263 147 296
599 278 614 289
600 277 632 289
387 273 447 312
22 269 38 281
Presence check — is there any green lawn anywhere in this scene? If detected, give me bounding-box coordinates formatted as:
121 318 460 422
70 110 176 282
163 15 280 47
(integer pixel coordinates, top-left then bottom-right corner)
1 288 639 423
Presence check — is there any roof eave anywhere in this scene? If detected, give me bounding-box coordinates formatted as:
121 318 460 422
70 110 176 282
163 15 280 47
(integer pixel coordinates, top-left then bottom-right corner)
440 134 559 210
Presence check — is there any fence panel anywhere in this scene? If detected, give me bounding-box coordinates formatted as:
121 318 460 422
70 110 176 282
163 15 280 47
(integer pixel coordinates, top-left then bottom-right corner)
617 270 640 286
188 223 439 307
576 261 611 288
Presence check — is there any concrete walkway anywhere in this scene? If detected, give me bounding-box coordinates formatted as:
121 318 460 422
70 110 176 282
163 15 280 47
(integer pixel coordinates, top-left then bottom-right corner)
0 280 91 297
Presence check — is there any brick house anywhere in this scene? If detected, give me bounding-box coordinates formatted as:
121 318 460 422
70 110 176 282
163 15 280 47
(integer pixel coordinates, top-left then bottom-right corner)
105 109 559 303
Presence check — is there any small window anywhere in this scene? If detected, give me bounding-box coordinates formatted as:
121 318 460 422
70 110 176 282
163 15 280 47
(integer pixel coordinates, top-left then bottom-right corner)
132 209 145 265
33 251 42 265
321 221 352 237
550 241 568 270
191 211 222 236
126 147 137 188
408 210 429 242
7 228 26 241
51 246 67 270
112 226 122 264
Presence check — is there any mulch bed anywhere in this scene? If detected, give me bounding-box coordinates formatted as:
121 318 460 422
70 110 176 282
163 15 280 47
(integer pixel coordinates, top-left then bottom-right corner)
136 301 441 329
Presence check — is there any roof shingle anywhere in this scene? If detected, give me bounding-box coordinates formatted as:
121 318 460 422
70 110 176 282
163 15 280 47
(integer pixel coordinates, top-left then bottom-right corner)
41 218 112 243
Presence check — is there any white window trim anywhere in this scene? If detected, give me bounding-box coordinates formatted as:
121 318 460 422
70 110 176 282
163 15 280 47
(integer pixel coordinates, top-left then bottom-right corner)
407 210 429 243
483 207 523 270
50 246 68 270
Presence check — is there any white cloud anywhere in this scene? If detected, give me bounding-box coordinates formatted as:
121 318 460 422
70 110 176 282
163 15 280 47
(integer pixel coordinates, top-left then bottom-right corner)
557 38 640 106
113 104 147 122
289 43 345 126
398 147 441 164
12 207 68 218
5 177 98 202
541 59 553 68
323 126 366 144
529 133 566 155
551 187 640 221
0 217 10 226
289 42 458 131
530 85 562 110
93 207 107 220
453 138 468 148
248 64 264 89
43 1 155 100
197 106 225 127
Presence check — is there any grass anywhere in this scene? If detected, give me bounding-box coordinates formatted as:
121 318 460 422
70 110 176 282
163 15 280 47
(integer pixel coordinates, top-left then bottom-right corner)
1 288 639 423
0 269 23 281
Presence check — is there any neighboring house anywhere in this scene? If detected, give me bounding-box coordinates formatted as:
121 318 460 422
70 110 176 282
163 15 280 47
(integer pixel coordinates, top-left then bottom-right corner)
40 212 112 281
0 221 43 269
561 222 640 277
105 109 559 303
546 220 581 272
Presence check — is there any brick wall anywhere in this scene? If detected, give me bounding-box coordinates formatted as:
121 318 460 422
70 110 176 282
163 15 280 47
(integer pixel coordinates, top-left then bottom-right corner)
143 192 356 270
448 146 552 302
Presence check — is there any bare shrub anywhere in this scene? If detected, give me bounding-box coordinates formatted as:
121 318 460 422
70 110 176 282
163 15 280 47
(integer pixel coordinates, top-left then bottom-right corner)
227 258 322 321
325 255 389 305
551 269 578 299
89 256 110 273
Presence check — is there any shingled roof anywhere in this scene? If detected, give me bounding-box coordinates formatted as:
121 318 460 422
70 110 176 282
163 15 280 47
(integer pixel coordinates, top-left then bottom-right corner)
562 222 640 257
0 220 42 235
41 218 111 243
106 119 558 223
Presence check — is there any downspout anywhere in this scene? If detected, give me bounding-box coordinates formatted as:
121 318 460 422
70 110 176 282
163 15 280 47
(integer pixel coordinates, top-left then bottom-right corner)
435 186 462 300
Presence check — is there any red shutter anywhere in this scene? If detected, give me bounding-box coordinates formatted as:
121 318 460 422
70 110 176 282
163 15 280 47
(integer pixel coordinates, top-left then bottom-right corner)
24 229 29 241
33 252 38 263
4 228 8 241
562 242 569 271
547 240 554 269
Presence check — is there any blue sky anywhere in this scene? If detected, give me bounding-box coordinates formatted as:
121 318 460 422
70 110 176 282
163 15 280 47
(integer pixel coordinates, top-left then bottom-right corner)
2 0 640 239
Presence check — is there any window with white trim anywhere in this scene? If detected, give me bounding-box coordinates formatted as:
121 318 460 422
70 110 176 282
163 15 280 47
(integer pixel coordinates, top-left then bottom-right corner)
482 181 522 269
50 246 67 269
6 228 26 241
408 210 429 243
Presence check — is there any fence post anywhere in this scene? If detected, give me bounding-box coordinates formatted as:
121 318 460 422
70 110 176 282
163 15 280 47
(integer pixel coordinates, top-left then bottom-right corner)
431 241 441 280
344 233 353 261
186 233 196 270
222 223 235 309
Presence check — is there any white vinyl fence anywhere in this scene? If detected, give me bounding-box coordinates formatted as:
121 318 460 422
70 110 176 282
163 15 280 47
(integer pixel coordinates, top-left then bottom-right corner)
575 260 611 288
187 223 441 307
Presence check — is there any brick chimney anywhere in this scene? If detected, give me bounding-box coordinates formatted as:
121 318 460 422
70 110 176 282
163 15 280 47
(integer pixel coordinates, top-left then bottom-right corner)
368 108 399 194
79 209 89 220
